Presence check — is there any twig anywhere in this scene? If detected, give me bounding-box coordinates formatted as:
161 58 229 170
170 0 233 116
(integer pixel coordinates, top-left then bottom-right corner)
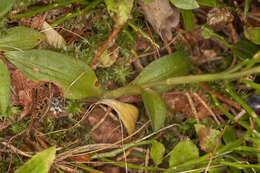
90 24 125 68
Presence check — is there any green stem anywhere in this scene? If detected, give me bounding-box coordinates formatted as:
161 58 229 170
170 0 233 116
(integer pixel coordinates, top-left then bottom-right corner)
91 140 153 159
11 0 85 19
103 66 260 99
224 81 260 129
100 158 162 171
51 0 103 27
220 161 260 169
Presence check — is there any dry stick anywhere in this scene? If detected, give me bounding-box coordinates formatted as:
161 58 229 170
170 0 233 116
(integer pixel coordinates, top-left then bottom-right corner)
185 92 200 123
90 24 125 68
193 92 220 125
145 148 150 173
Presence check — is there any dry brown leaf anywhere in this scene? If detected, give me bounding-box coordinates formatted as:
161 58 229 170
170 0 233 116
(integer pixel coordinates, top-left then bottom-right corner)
41 21 65 48
139 0 180 40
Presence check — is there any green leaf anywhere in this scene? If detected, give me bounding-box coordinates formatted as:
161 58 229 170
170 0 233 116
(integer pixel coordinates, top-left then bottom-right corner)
141 88 167 131
197 0 216 7
170 0 199 10
169 138 199 167
0 0 16 18
131 51 191 92
232 39 259 60
4 50 104 99
195 124 221 152
0 27 45 51
104 0 134 25
15 146 56 173
223 126 237 144
245 27 260 45
0 59 10 115
150 140 165 166
181 10 194 31
98 99 139 135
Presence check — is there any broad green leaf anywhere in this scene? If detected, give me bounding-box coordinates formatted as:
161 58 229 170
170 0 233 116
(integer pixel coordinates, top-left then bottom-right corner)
232 39 259 60
0 59 10 115
141 88 166 131
104 0 134 25
150 140 165 166
169 138 199 167
245 27 260 45
0 27 45 51
0 0 16 18
15 146 56 173
170 0 199 10
197 0 216 7
4 50 104 99
181 10 194 31
98 99 139 135
223 126 237 144
131 51 191 92
195 124 221 152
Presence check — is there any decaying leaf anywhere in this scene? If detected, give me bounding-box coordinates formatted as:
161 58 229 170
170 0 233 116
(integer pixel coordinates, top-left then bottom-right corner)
104 0 134 25
4 50 104 99
207 7 234 27
245 27 260 45
0 59 10 115
41 21 65 49
15 146 56 173
95 45 119 68
98 99 139 135
195 124 221 152
0 26 45 51
139 0 180 40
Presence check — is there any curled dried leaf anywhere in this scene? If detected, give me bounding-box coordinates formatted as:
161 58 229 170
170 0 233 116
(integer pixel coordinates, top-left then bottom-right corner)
98 99 139 135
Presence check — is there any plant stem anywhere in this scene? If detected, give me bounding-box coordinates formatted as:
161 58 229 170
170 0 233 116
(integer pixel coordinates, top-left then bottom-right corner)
51 0 103 27
11 0 85 19
91 140 153 159
224 81 260 129
100 158 162 171
103 66 260 99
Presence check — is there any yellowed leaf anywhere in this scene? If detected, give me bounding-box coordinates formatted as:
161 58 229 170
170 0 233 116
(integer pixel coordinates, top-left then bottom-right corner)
98 99 139 135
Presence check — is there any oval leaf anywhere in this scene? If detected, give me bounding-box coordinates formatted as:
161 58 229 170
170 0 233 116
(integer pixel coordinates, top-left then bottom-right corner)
195 124 221 152
0 0 16 18
15 146 56 173
98 99 139 135
170 0 199 10
150 140 165 166
4 50 104 99
0 59 10 115
169 138 199 167
132 51 191 92
141 88 167 131
245 27 260 45
0 27 45 51
197 0 216 7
